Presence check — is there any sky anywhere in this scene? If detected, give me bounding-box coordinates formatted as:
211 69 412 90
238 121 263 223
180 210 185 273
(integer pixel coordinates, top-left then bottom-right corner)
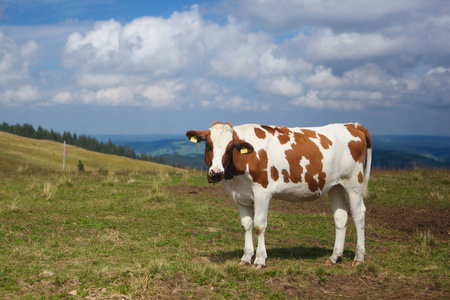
0 0 449 136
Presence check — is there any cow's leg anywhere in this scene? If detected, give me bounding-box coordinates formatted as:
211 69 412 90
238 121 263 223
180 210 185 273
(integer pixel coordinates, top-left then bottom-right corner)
253 195 270 269
348 190 366 265
238 204 254 266
327 185 349 264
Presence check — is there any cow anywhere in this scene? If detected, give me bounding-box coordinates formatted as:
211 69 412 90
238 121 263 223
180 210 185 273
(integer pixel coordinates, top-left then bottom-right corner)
186 122 372 269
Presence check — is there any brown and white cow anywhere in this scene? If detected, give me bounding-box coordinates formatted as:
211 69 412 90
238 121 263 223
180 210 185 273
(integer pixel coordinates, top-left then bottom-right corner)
186 122 372 268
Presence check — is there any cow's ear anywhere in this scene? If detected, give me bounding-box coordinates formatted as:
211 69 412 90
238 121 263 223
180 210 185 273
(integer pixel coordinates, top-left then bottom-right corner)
233 134 254 154
186 130 209 143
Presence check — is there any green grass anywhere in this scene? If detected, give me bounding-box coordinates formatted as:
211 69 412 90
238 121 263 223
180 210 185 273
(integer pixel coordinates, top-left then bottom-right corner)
0 167 448 299
369 168 449 208
0 134 448 298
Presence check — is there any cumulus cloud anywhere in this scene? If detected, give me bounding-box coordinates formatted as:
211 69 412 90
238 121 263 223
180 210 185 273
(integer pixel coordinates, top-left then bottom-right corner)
292 90 364 110
0 30 41 105
142 80 186 107
52 91 72 104
257 76 304 97
305 29 409 61
0 85 40 105
1 1 449 115
61 5 315 109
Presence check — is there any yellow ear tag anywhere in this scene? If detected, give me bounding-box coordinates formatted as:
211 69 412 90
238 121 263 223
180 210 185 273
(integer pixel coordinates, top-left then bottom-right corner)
190 136 198 143
240 147 248 154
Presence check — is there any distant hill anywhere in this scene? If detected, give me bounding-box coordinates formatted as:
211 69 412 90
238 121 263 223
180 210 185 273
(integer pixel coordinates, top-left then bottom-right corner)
0 131 183 173
372 135 450 163
97 134 450 170
373 150 450 169
127 139 204 156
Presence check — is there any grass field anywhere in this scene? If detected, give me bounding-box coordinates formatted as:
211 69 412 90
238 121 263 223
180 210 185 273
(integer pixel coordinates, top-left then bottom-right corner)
0 134 448 299
0 131 181 174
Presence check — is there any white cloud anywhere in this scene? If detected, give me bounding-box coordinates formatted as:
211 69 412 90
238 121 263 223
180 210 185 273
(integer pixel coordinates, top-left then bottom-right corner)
292 90 364 110
0 31 39 85
0 85 40 105
95 86 135 106
52 91 72 104
305 29 408 61
427 67 450 75
217 95 253 111
65 20 122 66
257 76 304 97
142 80 186 107
306 66 342 89
60 5 318 108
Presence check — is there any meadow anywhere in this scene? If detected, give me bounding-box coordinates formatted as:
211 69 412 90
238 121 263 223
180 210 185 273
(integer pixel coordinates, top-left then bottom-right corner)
0 167 448 299
0 132 448 298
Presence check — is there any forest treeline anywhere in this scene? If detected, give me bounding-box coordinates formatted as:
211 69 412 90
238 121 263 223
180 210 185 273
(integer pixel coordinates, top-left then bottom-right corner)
0 122 165 164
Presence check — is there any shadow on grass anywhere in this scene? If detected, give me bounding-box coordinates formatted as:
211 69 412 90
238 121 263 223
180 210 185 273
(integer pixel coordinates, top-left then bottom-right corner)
208 246 355 264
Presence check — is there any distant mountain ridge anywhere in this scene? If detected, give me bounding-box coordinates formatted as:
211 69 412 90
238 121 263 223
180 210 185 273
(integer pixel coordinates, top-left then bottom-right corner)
102 134 450 169
372 135 450 163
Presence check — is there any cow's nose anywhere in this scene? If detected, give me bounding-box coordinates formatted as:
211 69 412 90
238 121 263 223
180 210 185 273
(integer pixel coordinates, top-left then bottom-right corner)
209 168 224 182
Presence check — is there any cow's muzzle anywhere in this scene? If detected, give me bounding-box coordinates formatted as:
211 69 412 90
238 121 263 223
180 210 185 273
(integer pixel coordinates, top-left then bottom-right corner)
208 169 224 183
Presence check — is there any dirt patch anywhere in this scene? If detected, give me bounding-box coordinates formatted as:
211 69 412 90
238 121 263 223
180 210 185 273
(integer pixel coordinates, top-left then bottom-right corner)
167 184 449 240
301 273 448 300
367 205 449 240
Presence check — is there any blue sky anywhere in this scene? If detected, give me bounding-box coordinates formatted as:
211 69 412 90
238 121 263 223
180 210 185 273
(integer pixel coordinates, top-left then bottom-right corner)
1 0 449 136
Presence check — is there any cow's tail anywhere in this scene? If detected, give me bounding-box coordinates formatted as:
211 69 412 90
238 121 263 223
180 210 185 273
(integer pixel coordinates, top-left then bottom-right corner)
362 127 372 200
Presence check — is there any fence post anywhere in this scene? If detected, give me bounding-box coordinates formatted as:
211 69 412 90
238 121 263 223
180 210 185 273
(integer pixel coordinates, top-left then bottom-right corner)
63 141 66 172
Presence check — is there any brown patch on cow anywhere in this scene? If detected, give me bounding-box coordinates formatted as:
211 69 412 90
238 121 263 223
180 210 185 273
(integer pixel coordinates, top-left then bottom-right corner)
344 124 371 164
275 126 292 144
358 171 364 184
249 149 269 188
226 148 269 188
284 131 327 192
254 127 266 139
259 125 292 144
261 125 276 136
271 166 279 181
282 169 290 183
318 134 333 149
301 129 317 139
277 135 290 144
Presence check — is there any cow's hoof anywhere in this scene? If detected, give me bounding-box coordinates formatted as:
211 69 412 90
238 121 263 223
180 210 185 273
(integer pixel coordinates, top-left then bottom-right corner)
325 259 335 265
253 264 266 270
352 261 364 267
238 260 251 267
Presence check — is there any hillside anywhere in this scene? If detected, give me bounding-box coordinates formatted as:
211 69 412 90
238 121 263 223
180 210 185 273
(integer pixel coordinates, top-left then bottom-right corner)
128 139 203 156
0 131 183 173
372 150 449 169
372 135 450 162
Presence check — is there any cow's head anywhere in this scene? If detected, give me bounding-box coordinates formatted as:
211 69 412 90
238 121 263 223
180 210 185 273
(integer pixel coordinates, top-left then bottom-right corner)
186 122 253 183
